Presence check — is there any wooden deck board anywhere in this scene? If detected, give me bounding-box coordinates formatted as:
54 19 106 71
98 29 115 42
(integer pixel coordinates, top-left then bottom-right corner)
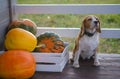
31 54 120 79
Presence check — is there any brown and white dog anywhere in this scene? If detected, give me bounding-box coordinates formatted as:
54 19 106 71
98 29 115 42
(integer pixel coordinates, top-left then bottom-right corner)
73 15 101 68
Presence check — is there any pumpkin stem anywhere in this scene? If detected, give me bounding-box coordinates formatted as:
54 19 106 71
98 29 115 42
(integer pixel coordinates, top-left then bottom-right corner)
36 44 46 48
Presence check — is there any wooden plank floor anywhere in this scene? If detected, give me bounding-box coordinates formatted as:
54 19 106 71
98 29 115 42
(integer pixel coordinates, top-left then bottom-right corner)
31 54 120 79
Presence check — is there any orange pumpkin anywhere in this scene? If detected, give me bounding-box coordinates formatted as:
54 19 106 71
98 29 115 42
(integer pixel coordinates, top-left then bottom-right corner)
0 50 36 79
8 19 37 35
5 28 37 51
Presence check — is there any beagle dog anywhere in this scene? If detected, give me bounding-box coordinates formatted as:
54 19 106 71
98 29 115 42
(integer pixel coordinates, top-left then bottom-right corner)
73 15 101 68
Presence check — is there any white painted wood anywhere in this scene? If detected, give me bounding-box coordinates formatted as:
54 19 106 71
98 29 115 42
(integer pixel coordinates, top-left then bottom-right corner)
10 0 17 21
0 0 8 10
0 0 10 50
0 18 10 50
36 52 69 72
101 28 120 38
0 9 9 22
15 4 120 14
37 27 120 38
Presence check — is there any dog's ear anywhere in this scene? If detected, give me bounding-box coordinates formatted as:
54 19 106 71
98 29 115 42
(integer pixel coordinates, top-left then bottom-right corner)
79 20 85 37
80 25 84 36
96 17 101 33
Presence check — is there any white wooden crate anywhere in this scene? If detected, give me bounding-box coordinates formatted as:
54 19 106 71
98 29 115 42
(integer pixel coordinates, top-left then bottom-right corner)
33 42 69 72
0 43 69 72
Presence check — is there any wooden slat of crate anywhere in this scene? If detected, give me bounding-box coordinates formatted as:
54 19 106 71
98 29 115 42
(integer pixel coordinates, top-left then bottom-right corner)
33 55 64 64
36 52 69 72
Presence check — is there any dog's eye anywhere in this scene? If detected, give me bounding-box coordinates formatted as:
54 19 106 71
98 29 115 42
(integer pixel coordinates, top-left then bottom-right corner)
95 17 99 20
88 18 92 21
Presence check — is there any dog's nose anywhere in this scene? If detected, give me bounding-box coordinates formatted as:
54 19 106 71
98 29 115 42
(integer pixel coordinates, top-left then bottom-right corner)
94 21 98 24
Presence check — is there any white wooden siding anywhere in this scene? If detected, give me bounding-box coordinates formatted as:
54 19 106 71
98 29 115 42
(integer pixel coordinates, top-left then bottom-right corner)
0 0 10 50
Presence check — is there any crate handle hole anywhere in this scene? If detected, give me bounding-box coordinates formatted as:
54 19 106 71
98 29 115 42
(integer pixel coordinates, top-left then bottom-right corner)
36 62 56 65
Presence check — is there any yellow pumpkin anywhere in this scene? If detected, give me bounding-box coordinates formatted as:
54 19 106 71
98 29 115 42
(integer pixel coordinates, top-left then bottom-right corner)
0 50 36 79
5 28 37 51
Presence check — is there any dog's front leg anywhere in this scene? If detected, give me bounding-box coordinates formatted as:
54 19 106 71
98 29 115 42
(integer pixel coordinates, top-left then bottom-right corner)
73 49 81 68
93 50 100 66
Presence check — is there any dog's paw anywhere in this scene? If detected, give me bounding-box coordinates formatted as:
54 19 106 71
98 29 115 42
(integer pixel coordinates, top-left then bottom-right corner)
73 64 80 68
94 61 100 66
